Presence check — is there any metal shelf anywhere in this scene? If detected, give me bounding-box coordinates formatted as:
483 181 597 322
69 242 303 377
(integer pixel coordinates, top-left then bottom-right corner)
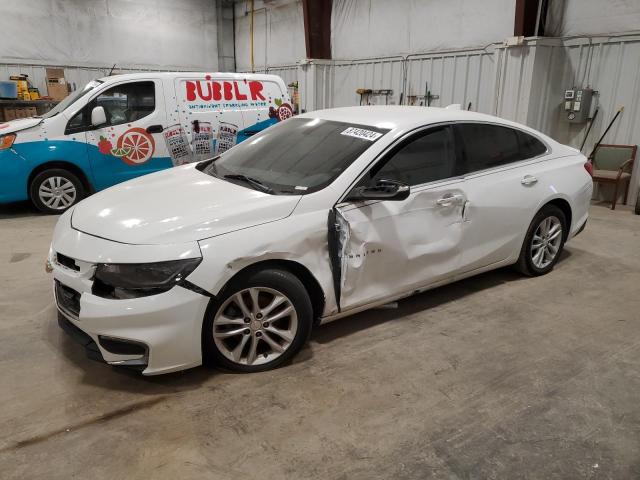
0 99 59 106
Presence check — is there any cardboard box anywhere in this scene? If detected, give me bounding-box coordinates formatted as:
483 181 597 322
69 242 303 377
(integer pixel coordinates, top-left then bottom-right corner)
46 68 65 79
46 67 68 101
3 108 17 121
14 108 28 119
47 79 68 101
26 106 37 117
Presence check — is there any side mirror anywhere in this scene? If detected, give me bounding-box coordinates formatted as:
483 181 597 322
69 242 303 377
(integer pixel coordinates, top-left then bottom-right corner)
91 106 107 127
346 179 410 202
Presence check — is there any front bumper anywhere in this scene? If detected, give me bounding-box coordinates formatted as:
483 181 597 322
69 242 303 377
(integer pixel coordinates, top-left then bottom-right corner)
54 270 210 375
50 223 211 375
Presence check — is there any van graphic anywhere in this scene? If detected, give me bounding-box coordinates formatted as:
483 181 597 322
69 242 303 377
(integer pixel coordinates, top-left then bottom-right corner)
0 72 292 213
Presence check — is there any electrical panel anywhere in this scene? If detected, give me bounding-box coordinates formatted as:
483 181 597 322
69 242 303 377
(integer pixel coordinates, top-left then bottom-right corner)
563 88 593 123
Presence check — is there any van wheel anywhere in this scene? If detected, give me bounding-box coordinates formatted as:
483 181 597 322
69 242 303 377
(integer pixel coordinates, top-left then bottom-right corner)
30 169 85 214
516 204 567 276
202 269 313 372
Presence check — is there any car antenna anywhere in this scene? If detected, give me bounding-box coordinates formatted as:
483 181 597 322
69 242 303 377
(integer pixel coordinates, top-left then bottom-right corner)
108 64 117 76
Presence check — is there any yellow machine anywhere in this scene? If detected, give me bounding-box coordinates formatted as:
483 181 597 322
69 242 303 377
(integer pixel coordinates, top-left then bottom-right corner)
10 75 39 100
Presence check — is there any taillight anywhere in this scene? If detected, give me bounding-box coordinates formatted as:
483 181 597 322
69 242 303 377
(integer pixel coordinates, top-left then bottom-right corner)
584 161 593 177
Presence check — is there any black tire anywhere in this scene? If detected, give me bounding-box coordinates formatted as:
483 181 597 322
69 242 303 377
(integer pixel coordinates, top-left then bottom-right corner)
635 190 640 215
516 204 567 276
202 268 313 372
30 168 85 214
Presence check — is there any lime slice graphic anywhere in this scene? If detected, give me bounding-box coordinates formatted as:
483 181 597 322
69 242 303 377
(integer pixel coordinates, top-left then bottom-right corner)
110 147 132 157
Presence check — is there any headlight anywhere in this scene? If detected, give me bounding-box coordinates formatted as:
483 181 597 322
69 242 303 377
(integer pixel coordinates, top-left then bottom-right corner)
0 133 16 151
93 258 202 299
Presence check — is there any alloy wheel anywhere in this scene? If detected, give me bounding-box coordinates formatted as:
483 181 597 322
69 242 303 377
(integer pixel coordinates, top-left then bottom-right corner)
213 287 298 366
38 177 77 210
530 215 562 269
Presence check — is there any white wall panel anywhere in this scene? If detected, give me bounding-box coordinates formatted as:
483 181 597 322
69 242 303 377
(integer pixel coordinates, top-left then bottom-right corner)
404 50 496 113
328 57 405 107
0 0 218 70
234 0 305 72
332 0 515 59
266 65 299 87
546 0 640 37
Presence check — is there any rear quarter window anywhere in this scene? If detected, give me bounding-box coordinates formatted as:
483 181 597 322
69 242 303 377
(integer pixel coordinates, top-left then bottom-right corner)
517 130 547 159
456 123 548 174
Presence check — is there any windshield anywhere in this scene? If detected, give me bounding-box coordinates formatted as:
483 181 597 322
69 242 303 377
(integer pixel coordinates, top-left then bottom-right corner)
200 118 389 194
39 79 103 119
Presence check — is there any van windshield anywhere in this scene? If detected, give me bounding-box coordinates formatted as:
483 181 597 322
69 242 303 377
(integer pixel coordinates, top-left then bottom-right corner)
38 80 103 119
199 118 389 195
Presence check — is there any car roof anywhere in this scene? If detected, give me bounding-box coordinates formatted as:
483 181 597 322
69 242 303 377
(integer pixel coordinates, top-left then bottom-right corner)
299 105 545 137
97 72 284 84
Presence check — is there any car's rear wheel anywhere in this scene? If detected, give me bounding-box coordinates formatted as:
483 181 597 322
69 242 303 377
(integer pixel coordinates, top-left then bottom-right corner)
30 168 85 214
203 269 312 372
516 204 567 276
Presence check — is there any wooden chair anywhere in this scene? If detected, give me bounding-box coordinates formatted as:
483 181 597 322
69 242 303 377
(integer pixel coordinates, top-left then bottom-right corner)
591 144 637 210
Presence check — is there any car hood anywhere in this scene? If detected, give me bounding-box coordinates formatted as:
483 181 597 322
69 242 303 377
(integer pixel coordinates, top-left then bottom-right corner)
71 164 302 245
0 117 43 134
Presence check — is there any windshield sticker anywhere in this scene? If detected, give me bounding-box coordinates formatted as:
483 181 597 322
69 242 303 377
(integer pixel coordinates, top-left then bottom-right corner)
294 185 308 191
340 127 383 141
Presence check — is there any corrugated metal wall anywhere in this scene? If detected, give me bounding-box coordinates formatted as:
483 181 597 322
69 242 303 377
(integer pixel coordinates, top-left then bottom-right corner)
329 57 404 107
404 49 497 113
260 34 640 204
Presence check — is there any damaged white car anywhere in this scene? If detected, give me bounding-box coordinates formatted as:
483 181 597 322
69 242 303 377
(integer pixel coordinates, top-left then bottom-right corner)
49 106 593 374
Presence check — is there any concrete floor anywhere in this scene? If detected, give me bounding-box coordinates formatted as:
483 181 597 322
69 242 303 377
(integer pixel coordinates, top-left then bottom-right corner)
0 202 639 479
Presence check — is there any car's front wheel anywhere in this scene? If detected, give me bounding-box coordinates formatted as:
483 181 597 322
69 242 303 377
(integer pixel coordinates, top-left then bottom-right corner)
203 269 313 372
516 204 567 276
30 168 85 214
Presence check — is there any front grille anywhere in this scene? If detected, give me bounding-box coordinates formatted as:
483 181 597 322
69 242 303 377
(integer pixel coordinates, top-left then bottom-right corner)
56 252 80 271
55 280 81 318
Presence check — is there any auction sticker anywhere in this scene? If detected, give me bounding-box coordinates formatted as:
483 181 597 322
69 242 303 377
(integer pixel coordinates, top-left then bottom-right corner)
340 127 383 141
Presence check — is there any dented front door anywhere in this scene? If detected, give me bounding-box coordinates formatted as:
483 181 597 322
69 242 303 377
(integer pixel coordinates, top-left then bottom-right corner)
334 180 466 312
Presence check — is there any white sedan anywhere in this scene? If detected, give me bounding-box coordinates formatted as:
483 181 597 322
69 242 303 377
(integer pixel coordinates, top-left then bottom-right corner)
49 106 593 374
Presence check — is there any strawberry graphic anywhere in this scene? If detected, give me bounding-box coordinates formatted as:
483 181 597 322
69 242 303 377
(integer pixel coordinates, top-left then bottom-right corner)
98 136 113 155
274 98 294 121
268 106 277 119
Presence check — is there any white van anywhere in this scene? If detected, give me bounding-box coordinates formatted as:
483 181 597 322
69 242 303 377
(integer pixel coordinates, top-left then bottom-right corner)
0 72 293 213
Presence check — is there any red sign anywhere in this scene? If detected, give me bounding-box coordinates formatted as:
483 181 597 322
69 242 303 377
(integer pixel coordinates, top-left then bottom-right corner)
186 76 266 102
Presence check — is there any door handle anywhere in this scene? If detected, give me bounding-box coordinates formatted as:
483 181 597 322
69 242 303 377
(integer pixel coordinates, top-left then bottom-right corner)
521 175 538 186
436 193 464 207
146 124 164 134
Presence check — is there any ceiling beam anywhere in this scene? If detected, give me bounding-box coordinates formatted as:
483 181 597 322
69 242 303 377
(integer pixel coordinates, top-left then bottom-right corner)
302 0 332 59
514 0 542 36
